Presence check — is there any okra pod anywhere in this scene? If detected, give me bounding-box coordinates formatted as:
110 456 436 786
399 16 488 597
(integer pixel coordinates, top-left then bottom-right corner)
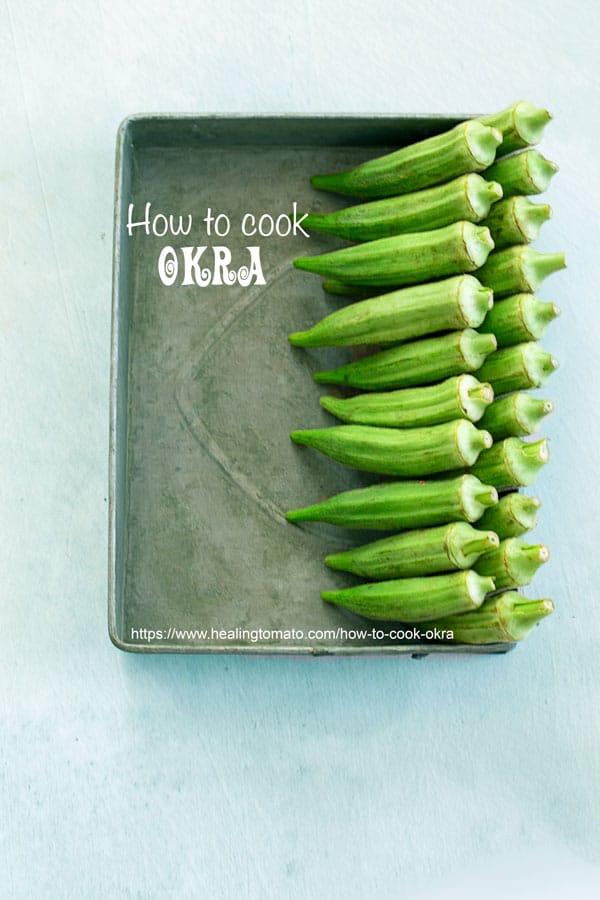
311 121 502 198
477 245 566 298
302 174 503 241
325 522 499 579
289 275 493 347
290 420 492 477
470 437 549 489
484 149 558 197
427 591 554 643
321 281 375 298
475 537 550 588
479 101 552 155
285 474 498 530
320 374 494 428
293 222 495 287
476 342 558 394
321 570 495 623
314 329 497 390
484 196 552 250
477 492 541 539
479 293 560 347
479 393 554 440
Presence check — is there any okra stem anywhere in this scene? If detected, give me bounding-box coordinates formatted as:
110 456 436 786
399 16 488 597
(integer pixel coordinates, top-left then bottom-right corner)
301 174 503 241
290 420 492 477
321 570 495 623
479 101 552 155
470 437 549 489
484 149 558 197
477 246 566 297
311 121 502 198
476 342 558 394
479 393 554 439
484 197 552 250
314 329 497 390
294 222 495 287
477 492 541 539
479 293 560 347
285 474 498 530
289 275 492 347
475 537 550 588
475 486 499 508
461 531 500 557
426 592 554 643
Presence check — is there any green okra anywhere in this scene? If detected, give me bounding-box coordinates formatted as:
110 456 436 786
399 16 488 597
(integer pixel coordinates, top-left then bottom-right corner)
289 275 493 348
320 374 494 428
290 420 492 477
479 393 554 440
321 570 495 623
294 222 495 287
311 120 502 198
477 342 558 394
484 149 558 197
302 174 503 241
314 328 497 390
325 522 500 579
470 437 549 489
427 591 554 644
321 281 376 298
477 245 566 298
475 537 550 588
479 101 552 155
285 474 498 530
479 293 560 347
477 492 541 539
484 196 552 250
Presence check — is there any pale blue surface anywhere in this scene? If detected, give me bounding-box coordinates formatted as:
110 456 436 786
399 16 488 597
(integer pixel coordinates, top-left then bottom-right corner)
2 0 600 897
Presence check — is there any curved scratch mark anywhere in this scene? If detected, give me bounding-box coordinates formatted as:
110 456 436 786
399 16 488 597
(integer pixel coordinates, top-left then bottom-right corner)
174 260 292 525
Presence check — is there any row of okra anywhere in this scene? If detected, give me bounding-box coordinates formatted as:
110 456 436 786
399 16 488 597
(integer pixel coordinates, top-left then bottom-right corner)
286 101 561 645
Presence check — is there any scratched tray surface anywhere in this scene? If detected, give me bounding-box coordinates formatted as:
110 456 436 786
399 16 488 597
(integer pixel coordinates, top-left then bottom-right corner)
109 115 511 655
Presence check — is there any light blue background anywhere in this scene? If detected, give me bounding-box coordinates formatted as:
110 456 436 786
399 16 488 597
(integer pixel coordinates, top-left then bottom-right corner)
2 1 599 896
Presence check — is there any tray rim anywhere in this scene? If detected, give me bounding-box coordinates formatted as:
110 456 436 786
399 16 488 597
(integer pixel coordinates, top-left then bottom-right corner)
107 111 514 657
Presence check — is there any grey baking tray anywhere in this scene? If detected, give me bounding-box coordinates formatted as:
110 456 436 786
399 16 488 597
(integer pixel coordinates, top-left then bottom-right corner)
108 113 513 655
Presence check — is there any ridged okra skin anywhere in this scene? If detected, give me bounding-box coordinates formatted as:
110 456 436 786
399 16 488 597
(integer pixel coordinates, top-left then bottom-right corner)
321 570 495 623
479 393 554 440
321 281 376 299
290 421 492 477
314 329 497 391
320 374 494 428
484 196 552 250
475 537 550 588
325 523 499 579
288 275 493 348
484 149 558 197
311 120 502 198
285 474 499 530
477 492 541 539
479 101 552 155
476 342 558 394
427 592 554 644
302 174 503 241
479 293 560 347
470 437 549 489
293 222 495 287
477 245 566 298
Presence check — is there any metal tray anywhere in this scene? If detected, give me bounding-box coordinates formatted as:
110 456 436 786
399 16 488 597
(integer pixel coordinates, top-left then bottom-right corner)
108 113 513 655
